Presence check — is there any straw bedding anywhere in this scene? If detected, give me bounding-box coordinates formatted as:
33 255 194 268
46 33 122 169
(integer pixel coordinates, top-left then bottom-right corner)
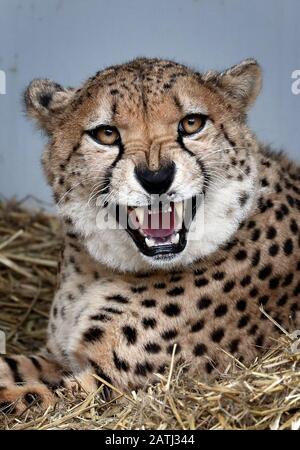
1 199 300 430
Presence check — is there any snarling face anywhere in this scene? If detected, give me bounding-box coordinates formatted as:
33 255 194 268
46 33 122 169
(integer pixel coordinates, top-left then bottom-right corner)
25 58 262 271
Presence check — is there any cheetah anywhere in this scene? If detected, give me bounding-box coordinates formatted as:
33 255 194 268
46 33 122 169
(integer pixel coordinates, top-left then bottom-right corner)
1 57 300 415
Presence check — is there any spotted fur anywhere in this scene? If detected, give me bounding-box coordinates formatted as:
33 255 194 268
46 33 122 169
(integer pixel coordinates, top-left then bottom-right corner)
1 58 300 415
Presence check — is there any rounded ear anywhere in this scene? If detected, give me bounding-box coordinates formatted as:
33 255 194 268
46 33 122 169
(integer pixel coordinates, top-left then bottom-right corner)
24 79 75 133
204 58 262 112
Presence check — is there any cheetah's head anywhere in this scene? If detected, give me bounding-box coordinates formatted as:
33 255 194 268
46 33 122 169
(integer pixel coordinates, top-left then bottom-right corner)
25 58 262 272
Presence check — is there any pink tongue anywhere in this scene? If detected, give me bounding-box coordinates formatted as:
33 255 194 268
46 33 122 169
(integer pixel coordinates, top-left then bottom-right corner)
141 207 175 238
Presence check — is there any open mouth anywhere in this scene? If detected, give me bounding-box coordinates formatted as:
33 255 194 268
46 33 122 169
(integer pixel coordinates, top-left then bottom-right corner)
118 197 198 257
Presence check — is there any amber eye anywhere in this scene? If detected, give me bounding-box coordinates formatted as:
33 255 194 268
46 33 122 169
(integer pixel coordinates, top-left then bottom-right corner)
178 114 207 136
88 125 120 146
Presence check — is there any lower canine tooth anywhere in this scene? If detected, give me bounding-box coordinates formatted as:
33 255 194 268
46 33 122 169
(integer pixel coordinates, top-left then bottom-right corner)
135 207 144 224
145 237 155 247
175 201 183 224
172 233 180 244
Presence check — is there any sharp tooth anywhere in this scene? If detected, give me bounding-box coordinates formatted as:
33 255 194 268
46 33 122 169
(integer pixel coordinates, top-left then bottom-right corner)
145 237 156 247
175 201 183 223
171 233 180 244
135 207 144 224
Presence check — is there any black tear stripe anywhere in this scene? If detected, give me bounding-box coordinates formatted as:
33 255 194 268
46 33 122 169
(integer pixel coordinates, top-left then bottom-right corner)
99 142 125 196
3 357 24 384
220 124 236 148
176 135 210 194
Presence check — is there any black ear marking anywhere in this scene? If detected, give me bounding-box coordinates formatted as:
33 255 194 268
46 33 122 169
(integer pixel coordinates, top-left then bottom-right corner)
39 92 53 108
24 78 74 133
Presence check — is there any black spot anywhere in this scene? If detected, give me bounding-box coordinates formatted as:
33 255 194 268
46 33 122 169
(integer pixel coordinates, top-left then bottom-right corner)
269 243 279 257
266 226 277 239
110 89 119 95
290 302 298 320
211 328 225 343
238 315 250 328
212 271 225 281
255 334 265 347
258 295 269 306
106 294 129 304
162 303 181 317
161 329 178 340
241 275 251 287
251 250 261 267
249 287 259 298
122 326 137 345
195 278 209 287
280 203 289 216
247 220 256 229
102 307 123 315
248 324 258 335
205 361 215 374
142 317 157 329
83 327 104 342
197 296 212 310
90 313 111 322
283 239 293 255
290 219 299 235
131 286 148 294
277 294 288 306
282 273 294 287
113 351 129 372
170 275 182 282
235 250 247 261
229 339 240 353
236 299 247 311
293 282 300 296
190 319 205 332
77 284 85 294
88 359 112 385
275 209 284 221
269 277 280 290
154 282 166 289
144 342 161 354
193 343 207 356
251 228 261 242
141 299 157 308
167 343 181 355
167 286 184 296
135 362 153 376
194 268 207 276
239 192 249 207
258 264 272 280
223 280 235 293
214 304 228 317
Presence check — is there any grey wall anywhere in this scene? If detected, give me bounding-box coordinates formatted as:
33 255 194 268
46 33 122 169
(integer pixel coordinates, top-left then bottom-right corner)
0 0 299 206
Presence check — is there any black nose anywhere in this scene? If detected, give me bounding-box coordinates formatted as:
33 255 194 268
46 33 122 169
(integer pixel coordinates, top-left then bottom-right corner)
134 162 176 195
